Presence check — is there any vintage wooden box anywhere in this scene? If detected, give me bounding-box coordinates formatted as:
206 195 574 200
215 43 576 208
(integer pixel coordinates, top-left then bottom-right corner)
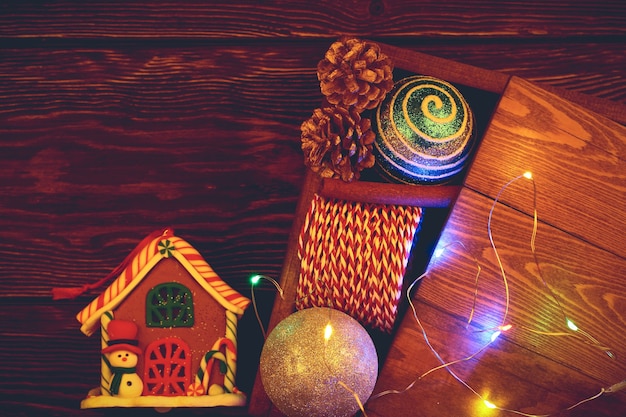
249 45 626 416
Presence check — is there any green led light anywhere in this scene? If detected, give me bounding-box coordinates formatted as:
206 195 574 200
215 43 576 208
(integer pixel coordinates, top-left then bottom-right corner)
566 318 579 332
250 274 262 285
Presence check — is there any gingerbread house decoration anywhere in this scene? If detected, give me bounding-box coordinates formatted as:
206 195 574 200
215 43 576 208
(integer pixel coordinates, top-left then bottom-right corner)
76 229 251 409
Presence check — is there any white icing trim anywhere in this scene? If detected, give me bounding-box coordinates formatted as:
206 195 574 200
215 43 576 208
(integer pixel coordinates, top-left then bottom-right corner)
80 391 247 408
80 254 164 336
171 250 245 316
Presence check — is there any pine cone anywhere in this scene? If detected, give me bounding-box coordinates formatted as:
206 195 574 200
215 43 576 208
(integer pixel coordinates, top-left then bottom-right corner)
317 37 394 112
301 106 376 182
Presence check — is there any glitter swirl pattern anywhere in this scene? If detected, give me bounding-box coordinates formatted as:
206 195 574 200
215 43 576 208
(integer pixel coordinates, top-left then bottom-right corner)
374 75 475 184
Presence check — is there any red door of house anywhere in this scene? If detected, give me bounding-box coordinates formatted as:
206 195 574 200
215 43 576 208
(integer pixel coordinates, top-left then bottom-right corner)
143 337 191 396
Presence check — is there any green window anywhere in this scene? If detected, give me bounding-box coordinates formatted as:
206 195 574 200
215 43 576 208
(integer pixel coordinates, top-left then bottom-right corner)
146 283 194 327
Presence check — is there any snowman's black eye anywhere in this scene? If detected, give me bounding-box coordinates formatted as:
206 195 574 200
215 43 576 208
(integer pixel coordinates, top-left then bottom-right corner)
117 354 122 358
125 353 129 357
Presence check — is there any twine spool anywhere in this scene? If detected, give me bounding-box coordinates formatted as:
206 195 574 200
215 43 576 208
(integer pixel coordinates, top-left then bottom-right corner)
296 194 422 332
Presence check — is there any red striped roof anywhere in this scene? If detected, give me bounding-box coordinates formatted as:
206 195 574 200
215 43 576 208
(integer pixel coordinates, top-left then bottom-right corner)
77 232 250 336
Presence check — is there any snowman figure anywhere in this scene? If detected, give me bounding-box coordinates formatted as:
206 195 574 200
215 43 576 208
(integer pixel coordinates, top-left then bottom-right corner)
101 319 144 398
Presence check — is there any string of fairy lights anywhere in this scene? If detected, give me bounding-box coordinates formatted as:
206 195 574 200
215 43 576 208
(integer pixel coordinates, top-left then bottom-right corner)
370 172 616 416
250 172 624 416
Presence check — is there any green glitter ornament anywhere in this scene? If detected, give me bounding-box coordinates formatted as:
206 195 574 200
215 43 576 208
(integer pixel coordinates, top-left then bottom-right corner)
374 75 475 184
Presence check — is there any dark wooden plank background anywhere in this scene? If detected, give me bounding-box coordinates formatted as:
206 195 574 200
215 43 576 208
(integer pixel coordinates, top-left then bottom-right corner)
1 1 624 416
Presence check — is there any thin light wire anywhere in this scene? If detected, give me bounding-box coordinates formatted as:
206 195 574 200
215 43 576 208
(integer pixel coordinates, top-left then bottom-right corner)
370 173 615 416
321 308 369 417
250 287 265 339
428 240 484 328
371 273 490 401
253 175 615 415
525 177 573 328
565 388 605 410
250 274 284 339
338 381 368 417
372 273 610 417
487 174 526 326
295 274 335 309
370 240 490 400
467 258 483 327
518 326 613 351
491 175 613 358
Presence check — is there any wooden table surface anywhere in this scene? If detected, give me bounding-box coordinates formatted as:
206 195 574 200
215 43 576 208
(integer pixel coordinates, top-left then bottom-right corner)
1 2 625 417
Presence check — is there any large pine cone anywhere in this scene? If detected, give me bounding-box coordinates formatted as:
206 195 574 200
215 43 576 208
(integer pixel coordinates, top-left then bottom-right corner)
301 106 376 182
317 37 394 112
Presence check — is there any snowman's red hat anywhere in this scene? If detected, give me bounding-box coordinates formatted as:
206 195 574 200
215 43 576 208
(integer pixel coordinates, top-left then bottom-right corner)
102 319 142 355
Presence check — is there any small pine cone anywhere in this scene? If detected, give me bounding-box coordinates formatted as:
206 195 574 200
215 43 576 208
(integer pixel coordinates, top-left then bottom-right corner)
301 106 376 182
317 37 394 112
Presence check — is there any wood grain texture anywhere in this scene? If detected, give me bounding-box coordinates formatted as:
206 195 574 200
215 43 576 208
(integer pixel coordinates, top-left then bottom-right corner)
1 2 625 416
2 43 623 299
465 77 626 259
320 178 461 207
367 302 625 417
369 188 626 417
1 41 624 122
369 76 626 416
0 45 316 299
0 115 305 297
1 1 625 39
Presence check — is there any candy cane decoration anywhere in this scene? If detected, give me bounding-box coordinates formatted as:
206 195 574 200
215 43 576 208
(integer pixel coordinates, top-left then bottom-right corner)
223 310 239 392
77 230 170 335
187 349 226 396
100 311 114 396
188 335 240 396
201 350 227 393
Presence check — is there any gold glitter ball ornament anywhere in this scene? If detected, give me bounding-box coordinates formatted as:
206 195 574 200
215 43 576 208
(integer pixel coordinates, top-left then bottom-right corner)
259 307 378 417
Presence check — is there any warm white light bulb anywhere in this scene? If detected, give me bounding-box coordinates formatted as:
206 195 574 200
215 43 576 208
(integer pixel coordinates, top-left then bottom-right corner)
324 323 333 340
484 399 497 409
523 171 533 179
566 318 579 332
490 331 501 343
499 324 513 332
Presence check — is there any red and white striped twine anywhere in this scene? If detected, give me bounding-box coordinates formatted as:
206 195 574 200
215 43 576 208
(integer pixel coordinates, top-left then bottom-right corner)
296 194 422 333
